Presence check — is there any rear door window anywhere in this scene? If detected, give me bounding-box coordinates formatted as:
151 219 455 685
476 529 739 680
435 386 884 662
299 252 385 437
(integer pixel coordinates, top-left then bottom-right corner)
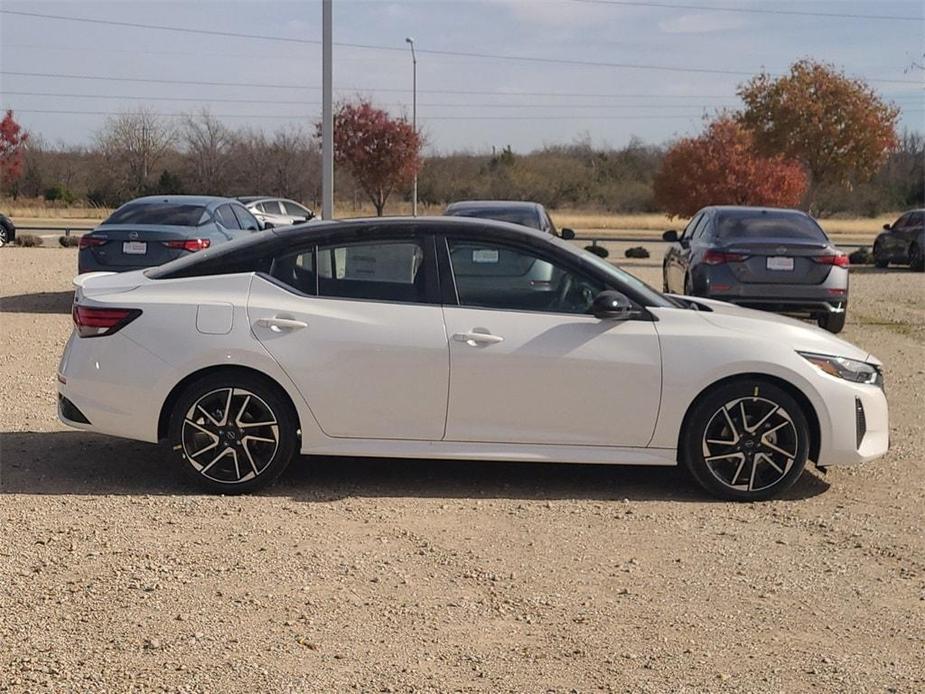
283 201 309 217
317 239 427 303
261 201 283 215
215 205 242 229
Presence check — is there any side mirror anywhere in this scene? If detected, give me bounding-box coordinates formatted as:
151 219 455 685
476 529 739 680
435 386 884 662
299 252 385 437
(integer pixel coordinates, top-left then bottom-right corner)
662 230 679 242
591 290 635 321
883 223 891 231
261 221 275 230
560 227 576 240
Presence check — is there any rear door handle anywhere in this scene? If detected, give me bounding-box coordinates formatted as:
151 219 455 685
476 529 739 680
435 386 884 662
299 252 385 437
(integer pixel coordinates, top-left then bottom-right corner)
453 330 504 346
256 317 308 333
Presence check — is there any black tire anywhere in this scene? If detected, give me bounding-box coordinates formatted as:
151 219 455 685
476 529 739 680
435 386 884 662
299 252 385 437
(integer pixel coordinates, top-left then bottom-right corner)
167 371 298 494
817 311 846 334
0 221 12 247
873 242 889 268
910 243 924 272
681 379 810 501
683 273 694 296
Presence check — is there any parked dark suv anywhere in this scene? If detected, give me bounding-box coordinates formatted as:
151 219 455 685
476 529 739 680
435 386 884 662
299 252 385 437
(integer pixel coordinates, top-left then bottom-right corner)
873 210 924 271
662 206 849 333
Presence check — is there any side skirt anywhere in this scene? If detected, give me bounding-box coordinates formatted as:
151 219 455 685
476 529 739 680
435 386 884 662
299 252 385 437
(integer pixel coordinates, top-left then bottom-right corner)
301 439 678 466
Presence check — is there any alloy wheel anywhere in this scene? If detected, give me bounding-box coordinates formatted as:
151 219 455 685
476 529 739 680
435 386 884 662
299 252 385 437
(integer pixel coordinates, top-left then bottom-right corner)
181 387 280 484
701 396 799 493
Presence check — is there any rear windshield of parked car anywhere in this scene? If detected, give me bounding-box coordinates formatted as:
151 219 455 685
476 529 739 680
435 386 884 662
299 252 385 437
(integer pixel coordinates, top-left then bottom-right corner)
715 211 827 241
448 207 541 230
103 203 208 227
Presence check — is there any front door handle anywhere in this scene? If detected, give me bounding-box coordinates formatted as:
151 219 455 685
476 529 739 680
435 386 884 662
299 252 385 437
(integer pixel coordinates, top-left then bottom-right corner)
453 329 504 346
256 316 308 333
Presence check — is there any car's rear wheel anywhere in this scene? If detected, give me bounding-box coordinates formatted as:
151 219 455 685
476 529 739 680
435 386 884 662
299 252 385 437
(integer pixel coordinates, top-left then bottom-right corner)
818 311 846 334
681 380 810 501
167 372 298 494
910 243 924 272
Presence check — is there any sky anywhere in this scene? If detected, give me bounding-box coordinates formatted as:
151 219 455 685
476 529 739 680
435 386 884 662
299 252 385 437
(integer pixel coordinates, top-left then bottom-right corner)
1 0 923 153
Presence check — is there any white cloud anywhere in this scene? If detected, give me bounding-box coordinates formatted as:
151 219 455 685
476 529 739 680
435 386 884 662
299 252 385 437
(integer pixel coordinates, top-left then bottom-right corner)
658 13 747 34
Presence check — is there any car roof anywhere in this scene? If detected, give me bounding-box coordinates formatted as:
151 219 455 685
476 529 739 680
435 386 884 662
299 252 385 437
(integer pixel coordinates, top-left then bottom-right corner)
126 195 236 208
148 216 560 280
445 200 543 211
701 205 809 216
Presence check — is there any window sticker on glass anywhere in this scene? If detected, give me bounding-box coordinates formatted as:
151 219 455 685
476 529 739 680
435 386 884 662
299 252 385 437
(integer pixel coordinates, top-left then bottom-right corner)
472 248 499 264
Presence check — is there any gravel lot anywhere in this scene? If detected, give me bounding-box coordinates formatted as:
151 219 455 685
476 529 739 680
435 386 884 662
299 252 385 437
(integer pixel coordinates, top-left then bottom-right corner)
1 247 923 693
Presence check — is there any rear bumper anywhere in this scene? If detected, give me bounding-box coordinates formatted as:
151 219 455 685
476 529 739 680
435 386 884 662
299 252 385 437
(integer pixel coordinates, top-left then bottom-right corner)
695 265 848 316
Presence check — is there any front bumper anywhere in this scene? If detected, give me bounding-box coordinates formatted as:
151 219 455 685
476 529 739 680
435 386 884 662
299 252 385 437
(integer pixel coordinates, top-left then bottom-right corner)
814 377 889 467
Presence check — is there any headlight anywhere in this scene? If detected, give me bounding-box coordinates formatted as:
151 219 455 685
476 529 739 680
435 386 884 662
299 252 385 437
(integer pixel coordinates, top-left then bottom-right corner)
798 351 883 387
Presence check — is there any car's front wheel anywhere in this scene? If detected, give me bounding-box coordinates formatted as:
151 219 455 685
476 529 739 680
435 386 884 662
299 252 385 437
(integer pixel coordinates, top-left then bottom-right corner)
167 372 298 494
681 380 810 501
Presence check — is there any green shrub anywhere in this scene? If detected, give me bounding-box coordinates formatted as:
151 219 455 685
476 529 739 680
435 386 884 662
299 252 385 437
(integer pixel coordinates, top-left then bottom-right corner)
625 246 650 258
14 234 44 247
59 235 80 248
44 185 76 204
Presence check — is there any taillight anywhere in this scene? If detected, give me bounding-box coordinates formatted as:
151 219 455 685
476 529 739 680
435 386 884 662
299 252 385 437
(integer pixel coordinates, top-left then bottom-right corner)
813 253 849 267
72 305 141 338
78 235 107 249
163 238 211 252
703 250 750 265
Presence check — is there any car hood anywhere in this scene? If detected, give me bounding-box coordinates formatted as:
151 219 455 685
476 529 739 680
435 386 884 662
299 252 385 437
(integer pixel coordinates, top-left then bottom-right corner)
682 296 876 364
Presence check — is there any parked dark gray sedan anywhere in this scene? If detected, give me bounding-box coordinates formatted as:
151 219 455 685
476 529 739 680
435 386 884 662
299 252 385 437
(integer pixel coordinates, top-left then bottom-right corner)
662 206 849 333
873 209 924 271
78 196 264 274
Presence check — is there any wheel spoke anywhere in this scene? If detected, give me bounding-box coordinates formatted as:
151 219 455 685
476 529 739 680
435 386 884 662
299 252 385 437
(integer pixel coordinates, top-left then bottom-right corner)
750 404 779 433
721 407 740 442
756 452 785 475
219 388 233 426
234 395 252 428
705 452 745 463
242 434 276 445
760 438 796 459
200 446 233 474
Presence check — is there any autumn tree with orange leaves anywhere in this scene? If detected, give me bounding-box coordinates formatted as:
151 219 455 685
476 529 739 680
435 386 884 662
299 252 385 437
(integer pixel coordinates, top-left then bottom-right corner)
1 110 29 196
654 116 807 219
322 101 422 216
738 60 899 210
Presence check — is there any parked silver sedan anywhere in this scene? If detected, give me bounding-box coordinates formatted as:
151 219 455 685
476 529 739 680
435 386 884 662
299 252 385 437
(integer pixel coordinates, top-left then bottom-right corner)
238 197 314 228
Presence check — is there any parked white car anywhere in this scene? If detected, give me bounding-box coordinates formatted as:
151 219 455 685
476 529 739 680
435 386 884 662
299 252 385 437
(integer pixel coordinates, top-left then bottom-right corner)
58 217 889 500
238 197 314 228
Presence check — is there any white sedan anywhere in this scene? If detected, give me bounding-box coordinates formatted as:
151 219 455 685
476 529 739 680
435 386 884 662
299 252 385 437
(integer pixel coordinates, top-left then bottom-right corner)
58 217 889 500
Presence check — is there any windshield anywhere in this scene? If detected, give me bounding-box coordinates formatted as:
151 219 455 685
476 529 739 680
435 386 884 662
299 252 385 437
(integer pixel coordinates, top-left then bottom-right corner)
104 202 208 227
715 211 827 241
448 207 541 230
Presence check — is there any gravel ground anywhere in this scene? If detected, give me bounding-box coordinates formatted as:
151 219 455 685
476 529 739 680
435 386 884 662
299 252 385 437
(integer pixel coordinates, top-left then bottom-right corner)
1 247 923 693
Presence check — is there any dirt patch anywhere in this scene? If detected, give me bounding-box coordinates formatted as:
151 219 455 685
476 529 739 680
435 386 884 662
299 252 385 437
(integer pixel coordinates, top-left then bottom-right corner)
1 248 923 692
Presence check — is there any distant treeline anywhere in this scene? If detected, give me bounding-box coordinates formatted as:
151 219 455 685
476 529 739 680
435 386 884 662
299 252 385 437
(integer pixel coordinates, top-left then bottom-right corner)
9 111 923 217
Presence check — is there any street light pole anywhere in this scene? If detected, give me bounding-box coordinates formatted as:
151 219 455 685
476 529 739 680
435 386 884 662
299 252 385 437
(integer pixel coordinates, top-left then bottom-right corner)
405 36 417 217
321 0 334 220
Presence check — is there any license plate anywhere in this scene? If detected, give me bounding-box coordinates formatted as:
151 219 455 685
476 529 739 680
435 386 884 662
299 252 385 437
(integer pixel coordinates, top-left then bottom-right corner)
122 241 147 255
767 256 794 271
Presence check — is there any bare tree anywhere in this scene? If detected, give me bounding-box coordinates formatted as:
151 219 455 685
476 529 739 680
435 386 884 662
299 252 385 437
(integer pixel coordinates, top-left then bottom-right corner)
182 110 231 194
95 108 176 197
